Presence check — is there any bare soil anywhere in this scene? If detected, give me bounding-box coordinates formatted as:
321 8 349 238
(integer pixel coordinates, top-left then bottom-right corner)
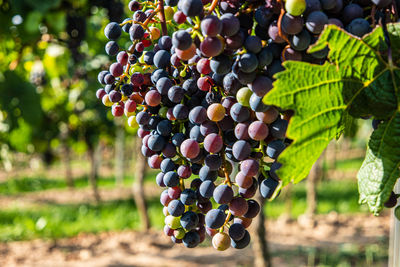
0 213 389 267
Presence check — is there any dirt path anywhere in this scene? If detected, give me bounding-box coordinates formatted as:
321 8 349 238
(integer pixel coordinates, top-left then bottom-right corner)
0 213 389 267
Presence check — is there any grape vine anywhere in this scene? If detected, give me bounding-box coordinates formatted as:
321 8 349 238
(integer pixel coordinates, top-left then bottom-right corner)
93 0 400 250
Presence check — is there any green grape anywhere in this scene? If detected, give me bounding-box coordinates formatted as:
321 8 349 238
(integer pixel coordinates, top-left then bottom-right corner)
236 87 253 107
285 0 306 16
158 106 169 118
165 215 181 229
174 228 186 239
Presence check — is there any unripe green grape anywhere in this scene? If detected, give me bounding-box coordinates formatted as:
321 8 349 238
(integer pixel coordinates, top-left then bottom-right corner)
164 6 175 21
180 70 187 77
236 87 253 107
159 106 169 118
165 215 181 229
395 206 400 221
174 228 186 239
285 0 306 16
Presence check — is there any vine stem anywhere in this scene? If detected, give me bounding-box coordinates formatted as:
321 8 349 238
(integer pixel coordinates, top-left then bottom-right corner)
207 0 219 16
143 7 161 27
158 0 168 36
277 0 290 44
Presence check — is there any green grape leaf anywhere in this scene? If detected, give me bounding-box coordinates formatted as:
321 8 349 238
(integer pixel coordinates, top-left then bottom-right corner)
358 113 400 215
263 23 400 186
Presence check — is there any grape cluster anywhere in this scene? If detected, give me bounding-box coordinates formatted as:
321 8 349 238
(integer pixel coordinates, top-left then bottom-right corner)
95 0 394 250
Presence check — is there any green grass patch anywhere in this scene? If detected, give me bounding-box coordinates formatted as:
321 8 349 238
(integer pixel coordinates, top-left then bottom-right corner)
334 157 364 172
265 179 368 218
0 198 164 242
0 170 158 195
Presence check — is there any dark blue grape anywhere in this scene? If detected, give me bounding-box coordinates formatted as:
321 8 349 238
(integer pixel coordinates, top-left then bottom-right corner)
178 0 204 17
213 184 234 204
180 189 197 205
160 158 176 173
157 120 173 136
173 104 189 120
163 171 180 187
238 53 258 73
231 230 250 249
205 209 226 229
168 199 185 216
183 231 200 248
172 133 186 147
204 154 222 171
229 223 245 241
104 22 121 40
105 41 119 56
147 134 166 152
270 118 288 139
154 50 171 69
199 166 218 182
199 180 216 198
180 211 199 231
266 140 286 159
260 176 279 198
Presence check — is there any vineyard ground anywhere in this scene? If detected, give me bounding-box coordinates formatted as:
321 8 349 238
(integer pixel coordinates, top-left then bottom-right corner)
0 213 389 267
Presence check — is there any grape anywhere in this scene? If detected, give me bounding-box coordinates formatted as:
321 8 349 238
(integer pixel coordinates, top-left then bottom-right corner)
213 184 234 204
128 1 140 11
346 18 370 37
270 118 288 139
281 14 304 35
232 140 251 160
201 15 222 37
105 41 119 56
161 190 172 206
234 123 250 140
223 73 242 96
249 94 269 112
165 215 181 229
212 232 231 251
249 76 273 97
243 199 260 218
328 18 344 28
180 139 200 159
268 21 285 43
384 192 398 208
204 154 222 171
238 53 258 73
230 230 250 249
163 171 180 187
180 211 199 231
320 0 336 10
245 36 262 54
230 103 250 123
205 209 226 229
260 176 279 198
236 87 253 107
200 37 223 57
178 0 204 17
210 55 232 75
241 159 259 177
220 13 240 36
204 133 223 153
269 161 282 180
173 104 189 120
342 4 363 24
229 197 248 216
248 121 269 141
199 180 216 198
161 158 176 173
207 103 226 122
147 134 166 152
168 186 182 199
175 43 197 60
156 77 173 95
153 50 171 69
129 24 145 40
199 166 218 182
372 0 392 7
181 189 197 205
235 171 253 189
306 11 328 34
104 22 121 40
183 231 200 248
229 223 246 241
285 0 306 16
239 178 258 198
172 30 192 50
258 48 273 68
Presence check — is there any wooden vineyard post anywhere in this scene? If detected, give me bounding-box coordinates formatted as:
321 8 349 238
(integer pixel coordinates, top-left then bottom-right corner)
389 180 400 267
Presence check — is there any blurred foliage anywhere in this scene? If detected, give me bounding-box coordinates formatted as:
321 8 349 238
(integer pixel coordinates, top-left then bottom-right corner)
0 0 133 164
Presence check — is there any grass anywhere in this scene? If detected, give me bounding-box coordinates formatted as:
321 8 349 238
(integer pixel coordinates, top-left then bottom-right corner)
0 171 158 195
0 198 164 242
